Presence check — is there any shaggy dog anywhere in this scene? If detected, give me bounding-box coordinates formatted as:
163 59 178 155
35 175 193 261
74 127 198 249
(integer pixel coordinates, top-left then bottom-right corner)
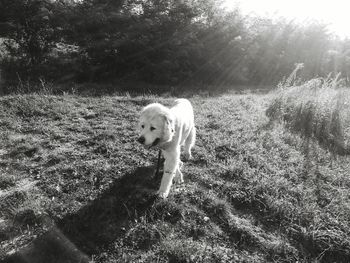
137 99 196 198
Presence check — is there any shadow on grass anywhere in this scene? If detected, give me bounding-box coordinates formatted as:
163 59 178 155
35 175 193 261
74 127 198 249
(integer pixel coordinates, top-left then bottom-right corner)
2 166 160 263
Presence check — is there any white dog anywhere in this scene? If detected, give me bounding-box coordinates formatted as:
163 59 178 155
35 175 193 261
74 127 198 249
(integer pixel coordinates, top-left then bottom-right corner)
138 99 196 198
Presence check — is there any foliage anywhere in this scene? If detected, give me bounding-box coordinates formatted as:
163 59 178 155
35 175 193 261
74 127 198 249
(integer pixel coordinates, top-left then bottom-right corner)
0 0 58 64
1 0 350 92
0 0 67 87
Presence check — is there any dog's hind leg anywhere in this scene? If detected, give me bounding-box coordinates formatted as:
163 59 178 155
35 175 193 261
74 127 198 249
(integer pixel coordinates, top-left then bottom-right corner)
173 161 184 184
184 127 196 161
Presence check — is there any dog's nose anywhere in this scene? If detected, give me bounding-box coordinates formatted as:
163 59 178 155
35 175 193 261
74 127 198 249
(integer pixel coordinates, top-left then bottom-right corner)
137 136 145 144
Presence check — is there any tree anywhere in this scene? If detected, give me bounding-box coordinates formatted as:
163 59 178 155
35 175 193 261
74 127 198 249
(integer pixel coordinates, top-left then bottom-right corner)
0 0 60 65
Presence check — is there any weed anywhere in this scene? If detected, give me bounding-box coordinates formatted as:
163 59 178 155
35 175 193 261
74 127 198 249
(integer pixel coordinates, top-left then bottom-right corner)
267 75 350 155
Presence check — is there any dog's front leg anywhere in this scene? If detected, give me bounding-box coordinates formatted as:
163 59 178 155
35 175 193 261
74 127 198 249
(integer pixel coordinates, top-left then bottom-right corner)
157 147 180 198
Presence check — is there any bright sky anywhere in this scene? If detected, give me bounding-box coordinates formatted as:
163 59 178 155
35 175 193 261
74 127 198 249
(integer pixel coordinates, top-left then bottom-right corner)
223 0 350 38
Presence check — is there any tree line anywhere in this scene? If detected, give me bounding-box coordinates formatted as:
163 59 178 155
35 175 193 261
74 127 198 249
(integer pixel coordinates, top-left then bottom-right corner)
0 0 349 93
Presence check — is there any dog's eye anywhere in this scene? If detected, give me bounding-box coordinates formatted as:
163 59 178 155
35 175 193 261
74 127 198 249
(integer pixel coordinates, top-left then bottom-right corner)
150 127 156 131
141 125 144 129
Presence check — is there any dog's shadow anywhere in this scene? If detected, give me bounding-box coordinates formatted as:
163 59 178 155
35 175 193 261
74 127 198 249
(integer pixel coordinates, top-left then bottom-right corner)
2 166 163 263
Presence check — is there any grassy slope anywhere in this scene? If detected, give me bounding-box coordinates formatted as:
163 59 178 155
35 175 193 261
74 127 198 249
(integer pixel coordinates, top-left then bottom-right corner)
0 93 349 262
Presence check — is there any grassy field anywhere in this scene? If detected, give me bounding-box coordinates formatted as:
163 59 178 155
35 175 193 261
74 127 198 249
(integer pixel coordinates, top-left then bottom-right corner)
0 90 349 262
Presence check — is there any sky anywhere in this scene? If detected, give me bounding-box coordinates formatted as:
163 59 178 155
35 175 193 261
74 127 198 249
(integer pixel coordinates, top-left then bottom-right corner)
223 0 350 38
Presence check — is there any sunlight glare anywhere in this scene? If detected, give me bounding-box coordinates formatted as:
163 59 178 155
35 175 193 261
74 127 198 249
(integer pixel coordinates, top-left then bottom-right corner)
223 0 350 37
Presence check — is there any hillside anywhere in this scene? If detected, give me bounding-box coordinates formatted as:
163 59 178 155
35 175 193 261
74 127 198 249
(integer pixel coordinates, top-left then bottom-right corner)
1 93 350 262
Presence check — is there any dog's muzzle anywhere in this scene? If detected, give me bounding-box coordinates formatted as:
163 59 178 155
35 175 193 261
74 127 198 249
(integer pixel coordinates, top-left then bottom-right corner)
137 137 160 148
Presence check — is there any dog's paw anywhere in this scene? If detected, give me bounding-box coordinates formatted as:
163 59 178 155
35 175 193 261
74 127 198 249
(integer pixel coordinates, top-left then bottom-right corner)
156 190 169 199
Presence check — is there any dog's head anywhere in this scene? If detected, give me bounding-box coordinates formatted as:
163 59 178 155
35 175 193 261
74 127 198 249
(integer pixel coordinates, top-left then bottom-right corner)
137 103 175 148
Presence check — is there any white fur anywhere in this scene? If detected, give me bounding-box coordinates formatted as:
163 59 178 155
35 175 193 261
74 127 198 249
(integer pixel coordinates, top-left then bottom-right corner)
138 99 196 198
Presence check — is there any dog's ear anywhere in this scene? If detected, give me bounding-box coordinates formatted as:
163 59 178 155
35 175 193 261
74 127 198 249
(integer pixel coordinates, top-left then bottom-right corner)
162 113 175 133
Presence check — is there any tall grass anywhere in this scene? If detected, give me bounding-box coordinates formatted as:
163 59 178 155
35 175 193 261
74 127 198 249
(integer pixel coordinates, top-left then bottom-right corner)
267 73 350 156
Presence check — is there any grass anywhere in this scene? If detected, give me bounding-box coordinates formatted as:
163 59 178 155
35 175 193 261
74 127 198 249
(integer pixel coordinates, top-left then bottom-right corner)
0 90 349 262
266 76 350 155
